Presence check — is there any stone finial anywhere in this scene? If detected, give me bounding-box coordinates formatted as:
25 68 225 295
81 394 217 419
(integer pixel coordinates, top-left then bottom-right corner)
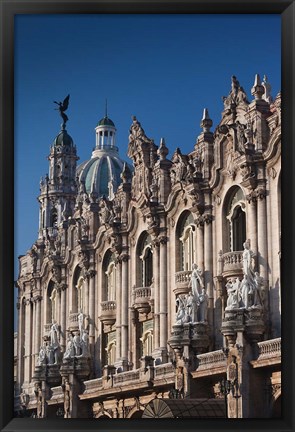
200 108 213 133
251 74 265 100
157 138 169 160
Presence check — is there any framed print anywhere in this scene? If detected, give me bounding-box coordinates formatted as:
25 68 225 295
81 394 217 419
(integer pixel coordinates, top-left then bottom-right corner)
1 1 294 432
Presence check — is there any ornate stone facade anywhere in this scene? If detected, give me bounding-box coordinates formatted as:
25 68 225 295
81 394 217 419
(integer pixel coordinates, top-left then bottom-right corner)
15 75 281 418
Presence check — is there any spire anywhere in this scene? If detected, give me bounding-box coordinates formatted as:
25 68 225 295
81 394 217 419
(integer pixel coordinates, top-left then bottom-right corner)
157 138 169 160
251 74 265 100
200 108 213 133
105 98 108 118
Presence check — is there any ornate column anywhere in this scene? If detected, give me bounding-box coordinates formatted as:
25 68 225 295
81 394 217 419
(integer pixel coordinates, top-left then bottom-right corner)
34 295 42 365
152 239 160 352
115 256 122 361
246 191 258 259
203 212 213 330
83 275 89 317
88 269 96 346
60 284 67 349
121 251 129 360
195 215 204 270
31 298 37 374
256 187 268 280
159 235 168 361
24 297 32 384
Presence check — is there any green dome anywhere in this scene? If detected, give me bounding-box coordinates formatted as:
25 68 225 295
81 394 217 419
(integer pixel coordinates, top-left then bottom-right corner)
52 129 74 147
97 116 115 127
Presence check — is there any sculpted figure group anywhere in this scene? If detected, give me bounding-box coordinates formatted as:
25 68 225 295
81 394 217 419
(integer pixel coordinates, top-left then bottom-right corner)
175 264 208 324
225 240 263 310
63 311 90 360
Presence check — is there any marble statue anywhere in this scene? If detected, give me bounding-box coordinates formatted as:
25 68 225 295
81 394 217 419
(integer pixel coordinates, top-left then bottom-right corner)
196 289 208 322
225 278 240 310
37 344 46 365
175 296 186 325
63 333 75 360
191 263 204 298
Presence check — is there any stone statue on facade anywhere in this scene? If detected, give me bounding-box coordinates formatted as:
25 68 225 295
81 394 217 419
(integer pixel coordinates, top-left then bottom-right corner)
48 322 61 364
196 288 208 322
37 344 47 365
63 332 75 360
78 310 84 334
175 295 186 325
225 240 263 310
191 263 204 298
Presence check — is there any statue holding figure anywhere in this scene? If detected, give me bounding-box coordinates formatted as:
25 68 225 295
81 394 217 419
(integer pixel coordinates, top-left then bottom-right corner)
191 263 204 298
80 329 90 358
242 240 256 281
225 278 240 310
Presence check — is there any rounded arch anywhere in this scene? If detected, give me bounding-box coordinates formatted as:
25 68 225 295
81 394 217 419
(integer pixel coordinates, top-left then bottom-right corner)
136 232 153 287
127 407 144 418
72 265 83 313
46 280 56 323
175 210 195 271
95 412 112 419
222 186 246 252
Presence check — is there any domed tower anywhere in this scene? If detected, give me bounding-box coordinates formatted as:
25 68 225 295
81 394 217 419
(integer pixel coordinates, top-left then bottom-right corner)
38 95 79 238
77 111 129 200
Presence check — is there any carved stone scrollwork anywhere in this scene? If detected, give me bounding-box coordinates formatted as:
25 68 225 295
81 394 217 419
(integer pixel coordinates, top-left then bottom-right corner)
203 214 213 224
195 215 204 228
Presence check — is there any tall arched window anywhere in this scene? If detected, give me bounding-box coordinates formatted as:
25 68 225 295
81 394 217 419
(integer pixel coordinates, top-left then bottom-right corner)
76 276 85 312
137 233 153 287
103 251 117 301
140 320 154 357
47 281 57 323
72 266 84 313
50 208 58 227
225 187 246 251
177 212 195 271
50 288 58 322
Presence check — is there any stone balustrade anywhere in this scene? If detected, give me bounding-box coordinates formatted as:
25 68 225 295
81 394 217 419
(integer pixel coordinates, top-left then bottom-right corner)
221 251 243 276
154 363 174 378
133 287 151 314
99 300 117 326
84 378 103 394
113 370 140 385
174 270 192 295
257 338 281 359
196 349 226 370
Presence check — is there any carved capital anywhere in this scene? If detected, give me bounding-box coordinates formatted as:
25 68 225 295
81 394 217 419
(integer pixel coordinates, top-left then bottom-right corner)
246 191 257 203
255 187 267 200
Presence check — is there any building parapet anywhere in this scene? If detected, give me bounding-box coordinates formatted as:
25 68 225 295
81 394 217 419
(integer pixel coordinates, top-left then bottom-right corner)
251 338 281 368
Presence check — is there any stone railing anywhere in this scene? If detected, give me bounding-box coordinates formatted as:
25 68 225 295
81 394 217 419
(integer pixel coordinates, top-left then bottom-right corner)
221 251 243 274
196 350 226 370
99 301 116 326
257 338 281 359
154 363 174 378
101 300 116 312
84 378 103 394
133 287 151 314
174 270 192 295
113 370 140 385
134 286 151 300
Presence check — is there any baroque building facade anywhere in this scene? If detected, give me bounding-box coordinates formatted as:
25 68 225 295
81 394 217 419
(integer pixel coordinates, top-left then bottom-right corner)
15 74 281 419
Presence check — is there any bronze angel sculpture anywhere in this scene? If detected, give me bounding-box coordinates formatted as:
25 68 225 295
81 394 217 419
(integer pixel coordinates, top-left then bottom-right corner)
54 94 70 126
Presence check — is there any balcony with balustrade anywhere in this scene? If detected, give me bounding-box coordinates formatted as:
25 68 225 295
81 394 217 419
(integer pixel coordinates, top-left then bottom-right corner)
99 301 117 326
174 270 192 296
220 250 243 278
133 286 151 315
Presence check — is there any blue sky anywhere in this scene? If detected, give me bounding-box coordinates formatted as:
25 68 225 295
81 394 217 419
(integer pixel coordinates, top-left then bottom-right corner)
14 14 281 280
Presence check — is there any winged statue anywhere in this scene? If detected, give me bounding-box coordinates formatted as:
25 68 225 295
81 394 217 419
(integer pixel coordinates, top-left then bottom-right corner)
54 94 70 126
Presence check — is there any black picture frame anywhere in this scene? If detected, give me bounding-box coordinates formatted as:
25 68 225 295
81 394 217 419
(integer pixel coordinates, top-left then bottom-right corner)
1 1 294 431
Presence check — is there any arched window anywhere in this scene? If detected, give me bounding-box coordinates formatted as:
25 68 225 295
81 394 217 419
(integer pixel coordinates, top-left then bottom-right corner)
177 212 195 271
103 252 117 301
140 320 154 357
137 233 153 287
50 288 58 323
47 281 57 323
225 187 246 251
76 276 85 312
